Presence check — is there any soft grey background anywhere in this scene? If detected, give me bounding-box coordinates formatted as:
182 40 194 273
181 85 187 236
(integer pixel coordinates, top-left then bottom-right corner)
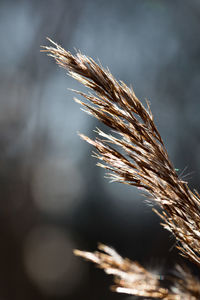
0 0 200 299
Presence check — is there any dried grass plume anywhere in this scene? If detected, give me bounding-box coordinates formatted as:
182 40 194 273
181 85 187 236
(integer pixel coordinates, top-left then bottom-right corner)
42 38 200 299
75 244 200 299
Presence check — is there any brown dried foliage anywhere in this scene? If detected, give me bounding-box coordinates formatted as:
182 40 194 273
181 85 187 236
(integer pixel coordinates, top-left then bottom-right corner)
42 39 200 299
171 265 200 299
75 244 200 299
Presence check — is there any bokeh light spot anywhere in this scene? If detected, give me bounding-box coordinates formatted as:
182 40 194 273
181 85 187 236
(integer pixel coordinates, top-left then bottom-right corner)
23 226 86 296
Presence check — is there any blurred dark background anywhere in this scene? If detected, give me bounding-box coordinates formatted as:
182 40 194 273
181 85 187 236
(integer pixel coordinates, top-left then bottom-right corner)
0 0 200 299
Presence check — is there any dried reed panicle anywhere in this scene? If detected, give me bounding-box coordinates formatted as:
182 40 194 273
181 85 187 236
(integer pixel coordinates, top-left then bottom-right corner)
42 39 200 298
171 265 200 299
75 244 200 299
